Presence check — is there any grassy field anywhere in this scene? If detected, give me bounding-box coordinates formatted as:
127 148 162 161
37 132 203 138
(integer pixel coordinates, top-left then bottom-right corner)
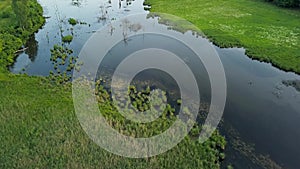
0 74 226 169
145 0 300 73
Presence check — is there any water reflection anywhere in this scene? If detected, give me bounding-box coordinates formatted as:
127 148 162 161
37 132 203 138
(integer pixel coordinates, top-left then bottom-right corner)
25 35 38 62
11 0 146 74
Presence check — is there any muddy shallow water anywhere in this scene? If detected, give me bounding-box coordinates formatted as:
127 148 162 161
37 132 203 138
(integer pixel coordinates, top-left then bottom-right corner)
10 0 300 168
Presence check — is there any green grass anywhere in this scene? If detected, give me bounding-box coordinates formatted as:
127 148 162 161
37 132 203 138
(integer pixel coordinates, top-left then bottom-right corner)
145 0 300 73
0 74 226 168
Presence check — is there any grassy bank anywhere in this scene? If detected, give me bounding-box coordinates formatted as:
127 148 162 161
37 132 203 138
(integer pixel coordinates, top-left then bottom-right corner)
0 74 227 168
145 0 300 73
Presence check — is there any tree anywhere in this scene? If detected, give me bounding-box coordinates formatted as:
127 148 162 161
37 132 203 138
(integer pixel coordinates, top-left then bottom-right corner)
12 0 29 29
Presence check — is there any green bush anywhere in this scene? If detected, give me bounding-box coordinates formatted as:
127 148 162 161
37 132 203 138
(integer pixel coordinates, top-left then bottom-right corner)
0 34 22 66
0 8 14 18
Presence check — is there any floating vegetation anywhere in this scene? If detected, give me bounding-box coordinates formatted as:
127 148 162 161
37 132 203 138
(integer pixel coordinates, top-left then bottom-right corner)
68 18 87 26
68 18 78 26
62 35 73 43
49 44 78 84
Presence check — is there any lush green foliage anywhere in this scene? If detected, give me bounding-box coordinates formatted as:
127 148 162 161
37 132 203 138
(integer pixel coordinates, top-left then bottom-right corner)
145 0 300 73
0 0 44 71
49 44 81 84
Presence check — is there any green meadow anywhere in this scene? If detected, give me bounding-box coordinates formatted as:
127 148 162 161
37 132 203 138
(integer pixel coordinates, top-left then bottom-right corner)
145 0 300 73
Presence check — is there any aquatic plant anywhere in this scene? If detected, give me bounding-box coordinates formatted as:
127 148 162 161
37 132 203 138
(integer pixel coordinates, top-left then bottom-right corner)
62 35 73 43
49 43 76 84
68 18 77 26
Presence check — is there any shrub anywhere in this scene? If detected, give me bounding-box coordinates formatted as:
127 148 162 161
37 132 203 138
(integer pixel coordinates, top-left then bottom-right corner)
0 8 14 19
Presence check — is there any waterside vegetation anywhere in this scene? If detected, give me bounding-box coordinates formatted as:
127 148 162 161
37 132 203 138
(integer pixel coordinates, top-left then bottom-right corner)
0 0 44 71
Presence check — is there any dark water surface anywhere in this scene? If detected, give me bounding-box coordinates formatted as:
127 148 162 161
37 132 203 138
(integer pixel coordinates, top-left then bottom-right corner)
10 0 300 168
